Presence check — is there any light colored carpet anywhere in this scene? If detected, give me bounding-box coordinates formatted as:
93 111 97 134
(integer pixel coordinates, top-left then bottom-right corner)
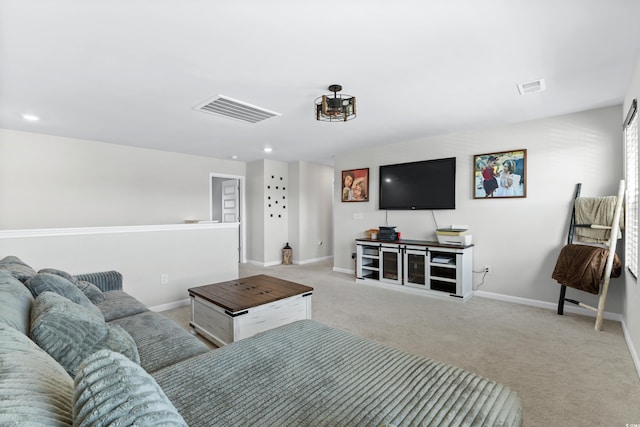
162 260 640 427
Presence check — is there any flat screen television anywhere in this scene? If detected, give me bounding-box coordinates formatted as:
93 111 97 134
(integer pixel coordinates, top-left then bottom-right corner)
379 157 456 210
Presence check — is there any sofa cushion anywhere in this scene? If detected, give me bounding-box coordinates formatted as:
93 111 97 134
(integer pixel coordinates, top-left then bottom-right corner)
39 268 105 304
0 270 33 335
30 292 139 377
73 349 187 427
25 272 103 320
97 290 148 321
0 325 73 426
111 310 209 373
0 255 37 283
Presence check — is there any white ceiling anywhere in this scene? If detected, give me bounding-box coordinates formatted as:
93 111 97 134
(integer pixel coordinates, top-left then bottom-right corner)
1 0 640 165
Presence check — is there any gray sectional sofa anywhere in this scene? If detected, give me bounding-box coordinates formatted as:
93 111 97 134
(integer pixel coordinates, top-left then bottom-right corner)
0 255 523 426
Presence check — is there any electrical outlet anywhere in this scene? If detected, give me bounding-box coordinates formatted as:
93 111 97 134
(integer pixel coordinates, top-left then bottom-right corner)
484 265 491 274
161 273 169 284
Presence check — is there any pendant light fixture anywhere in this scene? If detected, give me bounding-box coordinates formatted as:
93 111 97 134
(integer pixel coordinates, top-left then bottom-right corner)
315 84 356 122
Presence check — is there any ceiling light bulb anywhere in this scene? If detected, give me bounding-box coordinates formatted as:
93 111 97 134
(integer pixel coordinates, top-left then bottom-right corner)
231 155 238 160
21 113 40 121
263 147 273 153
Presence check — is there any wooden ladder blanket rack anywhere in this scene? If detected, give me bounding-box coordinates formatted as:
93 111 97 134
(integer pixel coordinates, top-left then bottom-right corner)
556 180 625 331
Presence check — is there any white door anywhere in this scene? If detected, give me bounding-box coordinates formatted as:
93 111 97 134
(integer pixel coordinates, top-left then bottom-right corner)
221 179 239 223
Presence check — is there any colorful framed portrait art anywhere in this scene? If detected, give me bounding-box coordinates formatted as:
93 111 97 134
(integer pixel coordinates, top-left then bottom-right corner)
341 168 369 202
473 150 526 199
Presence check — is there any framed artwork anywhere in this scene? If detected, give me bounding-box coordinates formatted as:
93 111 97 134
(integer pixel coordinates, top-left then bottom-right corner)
474 149 526 199
341 168 369 202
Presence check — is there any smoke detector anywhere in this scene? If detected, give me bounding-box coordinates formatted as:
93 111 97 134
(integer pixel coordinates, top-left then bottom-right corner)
517 79 546 95
195 95 281 123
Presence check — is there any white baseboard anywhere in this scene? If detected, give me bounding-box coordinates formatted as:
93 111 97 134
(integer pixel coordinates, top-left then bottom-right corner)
333 267 354 275
295 255 333 265
247 256 333 267
149 298 190 312
246 259 281 267
473 290 623 322
263 260 282 267
621 320 640 380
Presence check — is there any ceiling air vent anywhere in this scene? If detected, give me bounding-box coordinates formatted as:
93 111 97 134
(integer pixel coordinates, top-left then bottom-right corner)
195 95 281 124
517 79 546 95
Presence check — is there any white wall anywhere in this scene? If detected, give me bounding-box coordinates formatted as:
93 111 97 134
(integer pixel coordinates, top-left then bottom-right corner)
246 161 265 264
248 160 333 265
0 129 244 307
288 162 301 261
0 224 239 308
334 105 624 313
624 55 640 373
263 160 289 265
246 159 289 265
0 129 245 229
297 161 333 262
287 161 333 263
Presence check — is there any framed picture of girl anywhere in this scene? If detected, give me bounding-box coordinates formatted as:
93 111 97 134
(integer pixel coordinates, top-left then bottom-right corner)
341 168 369 202
473 150 526 199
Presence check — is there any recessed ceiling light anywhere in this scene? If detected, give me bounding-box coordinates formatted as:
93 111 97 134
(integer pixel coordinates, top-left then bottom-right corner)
20 113 40 121
231 155 238 160
263 147 273 153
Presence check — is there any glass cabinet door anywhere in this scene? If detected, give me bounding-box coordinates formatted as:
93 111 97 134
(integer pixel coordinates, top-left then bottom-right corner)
404 247 428 287
380 246 402 285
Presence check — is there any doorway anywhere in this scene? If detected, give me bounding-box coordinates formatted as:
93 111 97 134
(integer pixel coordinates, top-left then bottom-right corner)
210 173 245 263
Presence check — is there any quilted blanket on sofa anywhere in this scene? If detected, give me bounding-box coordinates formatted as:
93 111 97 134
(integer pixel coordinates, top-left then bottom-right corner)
153 320 521 427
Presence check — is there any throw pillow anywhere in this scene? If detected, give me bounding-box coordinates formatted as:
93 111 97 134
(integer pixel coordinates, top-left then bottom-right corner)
38 268 105 304
0 255 37 283
0 270 34 335
103 323 140 364
38 267 77 283
0 325 73 426
25 272 103 320
30 292 140 377
73 349 187 427
75 280 105 304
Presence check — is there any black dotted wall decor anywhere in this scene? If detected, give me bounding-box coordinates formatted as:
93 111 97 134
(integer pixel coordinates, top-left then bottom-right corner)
266 174 287 219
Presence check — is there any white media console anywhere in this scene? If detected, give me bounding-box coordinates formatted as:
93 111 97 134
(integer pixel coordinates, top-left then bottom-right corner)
355 238 473 301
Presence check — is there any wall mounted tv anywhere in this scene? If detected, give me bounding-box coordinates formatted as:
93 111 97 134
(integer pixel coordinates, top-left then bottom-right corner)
379 157 456 210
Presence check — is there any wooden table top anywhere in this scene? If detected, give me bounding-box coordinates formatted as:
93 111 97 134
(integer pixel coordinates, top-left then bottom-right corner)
188 274 314 313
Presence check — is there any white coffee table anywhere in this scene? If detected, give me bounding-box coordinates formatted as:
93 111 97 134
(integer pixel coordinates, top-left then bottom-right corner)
188 274 313 347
